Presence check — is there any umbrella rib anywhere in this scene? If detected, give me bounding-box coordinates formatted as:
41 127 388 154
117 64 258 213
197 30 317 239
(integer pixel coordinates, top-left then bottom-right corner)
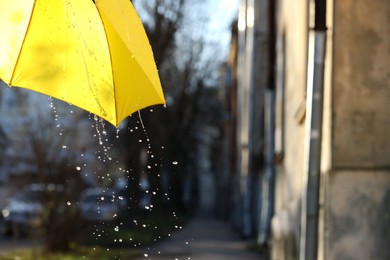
9 1 38 85
93 2 119 126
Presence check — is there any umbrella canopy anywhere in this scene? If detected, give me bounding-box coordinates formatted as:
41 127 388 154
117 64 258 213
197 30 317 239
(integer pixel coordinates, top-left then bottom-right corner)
0 0 165 127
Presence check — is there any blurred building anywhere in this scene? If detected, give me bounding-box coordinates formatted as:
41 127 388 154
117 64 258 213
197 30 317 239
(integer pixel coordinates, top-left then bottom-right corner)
221 0 390 259
0 81 99 187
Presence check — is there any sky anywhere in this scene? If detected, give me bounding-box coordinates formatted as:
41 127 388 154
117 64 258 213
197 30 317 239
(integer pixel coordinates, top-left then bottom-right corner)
206 0 239 57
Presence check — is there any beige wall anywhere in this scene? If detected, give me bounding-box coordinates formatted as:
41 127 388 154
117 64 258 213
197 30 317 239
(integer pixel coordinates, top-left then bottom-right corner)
327 171 390 260
272 0 308 259
272 0 389 259
326 1 390 259
332 0 390 168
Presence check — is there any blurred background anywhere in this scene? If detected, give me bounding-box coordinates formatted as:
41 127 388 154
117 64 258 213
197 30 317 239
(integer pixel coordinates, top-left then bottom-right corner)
0 0 389 260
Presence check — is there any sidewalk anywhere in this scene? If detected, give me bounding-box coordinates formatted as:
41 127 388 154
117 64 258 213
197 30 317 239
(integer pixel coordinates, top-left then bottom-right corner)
134 213 268 260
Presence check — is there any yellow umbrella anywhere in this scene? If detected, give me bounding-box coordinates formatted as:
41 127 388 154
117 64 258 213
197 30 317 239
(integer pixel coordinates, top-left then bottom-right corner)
0 0 165 127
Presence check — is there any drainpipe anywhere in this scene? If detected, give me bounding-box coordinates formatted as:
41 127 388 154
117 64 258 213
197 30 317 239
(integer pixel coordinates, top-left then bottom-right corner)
258 0 276 245
299 0 326 259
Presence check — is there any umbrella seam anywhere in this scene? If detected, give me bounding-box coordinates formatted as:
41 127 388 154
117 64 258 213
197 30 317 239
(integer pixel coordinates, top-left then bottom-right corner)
9 0 38 85
93 1 165 125
93 1 119 127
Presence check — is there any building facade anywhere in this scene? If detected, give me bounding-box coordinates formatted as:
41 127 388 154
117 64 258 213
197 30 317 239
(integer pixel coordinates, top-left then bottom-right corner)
223 0 390 259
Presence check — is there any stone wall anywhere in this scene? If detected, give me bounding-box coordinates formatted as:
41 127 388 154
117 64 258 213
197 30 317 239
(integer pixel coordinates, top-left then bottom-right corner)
327 171 390 260
327 0 390 259
332 0 390 168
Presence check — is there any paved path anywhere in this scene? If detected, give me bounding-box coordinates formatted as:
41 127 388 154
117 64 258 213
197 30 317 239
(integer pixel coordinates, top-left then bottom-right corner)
134 214 267 260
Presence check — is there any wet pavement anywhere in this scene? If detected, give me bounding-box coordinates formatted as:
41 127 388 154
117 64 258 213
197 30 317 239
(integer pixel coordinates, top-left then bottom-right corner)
134 214 267 260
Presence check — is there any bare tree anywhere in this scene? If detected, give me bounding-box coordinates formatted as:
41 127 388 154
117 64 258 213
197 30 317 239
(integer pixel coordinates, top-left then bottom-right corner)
120 0 224 217
3 95 98 252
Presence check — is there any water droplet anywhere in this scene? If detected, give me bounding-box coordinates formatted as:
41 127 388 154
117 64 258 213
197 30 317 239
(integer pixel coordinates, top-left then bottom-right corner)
62 145 67 149
172 161 178 165
114 226 119 232
66 202 71 206
76 166 81 171
144 254 148 257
